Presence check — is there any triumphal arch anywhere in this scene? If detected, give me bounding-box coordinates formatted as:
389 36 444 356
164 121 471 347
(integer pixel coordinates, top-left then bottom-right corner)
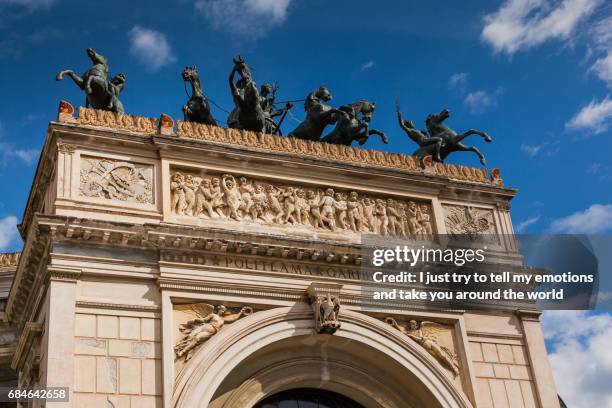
6 102 560 407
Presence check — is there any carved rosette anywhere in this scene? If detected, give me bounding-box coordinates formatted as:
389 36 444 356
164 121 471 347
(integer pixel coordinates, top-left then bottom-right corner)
79 156 154 204
170 169 435 237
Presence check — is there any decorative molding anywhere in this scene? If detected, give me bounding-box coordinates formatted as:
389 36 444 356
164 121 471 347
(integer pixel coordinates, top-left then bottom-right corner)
171 169 434 236
57 100 75 123
79 156 154 204
11 322 43 371
57 142 76 155
77 106 157 134
75 300 160 312
0 252 20 268
71 107 499 186
158 113 175 136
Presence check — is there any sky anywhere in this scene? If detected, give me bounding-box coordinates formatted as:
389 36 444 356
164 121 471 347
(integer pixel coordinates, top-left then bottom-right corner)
0 0 612 406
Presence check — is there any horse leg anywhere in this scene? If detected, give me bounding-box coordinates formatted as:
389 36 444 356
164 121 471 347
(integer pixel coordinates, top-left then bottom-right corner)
457 129 492 143
455 143 487 166
369 129 388 144
56 70 85 89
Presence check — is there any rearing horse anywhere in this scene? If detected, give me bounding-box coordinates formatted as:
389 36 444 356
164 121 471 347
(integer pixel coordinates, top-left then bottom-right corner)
182 66 217 126
227 56 266 133
322 100 388 146
56 48 125 112
288 86 342 141
422 109 492 165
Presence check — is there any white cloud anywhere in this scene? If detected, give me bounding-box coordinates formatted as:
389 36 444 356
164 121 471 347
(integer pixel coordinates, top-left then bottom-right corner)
361 60 375 70
590 52 612 86
14 148 38 165
448 72 468 89
549 203 612 233
542 311 612 408
515 215 541 232
566 96 612 134
464 90 495 114
195 0 292 38
0 122 39 166
520 143 545 157
481 0 601 55
128 26 175 71
0 216 18 250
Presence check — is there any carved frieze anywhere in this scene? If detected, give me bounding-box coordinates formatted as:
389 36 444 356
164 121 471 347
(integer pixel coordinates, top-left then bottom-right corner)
77 107 157 133
384 317 460 376
442 204 496 239
170 169 434 236
0 252 20 268
79 156 154 204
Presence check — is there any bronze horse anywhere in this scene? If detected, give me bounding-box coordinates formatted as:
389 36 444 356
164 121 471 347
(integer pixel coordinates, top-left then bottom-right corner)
182 66 217 125
288 86 342 141
227 56 266 132
322 100 388 146
56 48 126 113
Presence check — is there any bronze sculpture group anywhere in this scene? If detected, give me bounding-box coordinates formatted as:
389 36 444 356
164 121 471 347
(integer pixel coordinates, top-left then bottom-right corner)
57 48 492 165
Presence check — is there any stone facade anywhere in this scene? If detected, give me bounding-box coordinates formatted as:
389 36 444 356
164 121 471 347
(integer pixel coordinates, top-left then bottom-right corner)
4 103 559 408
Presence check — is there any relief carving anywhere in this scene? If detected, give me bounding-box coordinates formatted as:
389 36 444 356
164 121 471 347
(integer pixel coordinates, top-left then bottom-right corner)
80 157 154 204
310 293 341 334
443 204 496 239
170 169 434 236
385 317 460 376
0 252 20 267
174 303 253 362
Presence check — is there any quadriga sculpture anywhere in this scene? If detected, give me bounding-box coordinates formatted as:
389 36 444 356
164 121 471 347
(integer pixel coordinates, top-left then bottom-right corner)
227 56 267 132
182 66 217 126
288 86 342 141
322 100 388 146
56 48 126 113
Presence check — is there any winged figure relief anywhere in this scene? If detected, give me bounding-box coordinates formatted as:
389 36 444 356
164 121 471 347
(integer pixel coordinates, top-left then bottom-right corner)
385 317 460 376
174 303 253 362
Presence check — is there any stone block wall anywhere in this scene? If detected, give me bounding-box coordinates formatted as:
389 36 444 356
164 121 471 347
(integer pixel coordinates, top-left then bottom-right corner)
73 313 162 408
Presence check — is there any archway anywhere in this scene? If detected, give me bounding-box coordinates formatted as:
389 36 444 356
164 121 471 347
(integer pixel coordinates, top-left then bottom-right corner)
254 388 365 408
172 305 473 408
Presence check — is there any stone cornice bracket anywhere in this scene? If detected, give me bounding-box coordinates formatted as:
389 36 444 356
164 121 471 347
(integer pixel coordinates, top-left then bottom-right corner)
57 142 76 155
158 113 175 136
11 322 43 371
57 100 75 123
307 282 343 334
514 309 542 322
47 266 82 282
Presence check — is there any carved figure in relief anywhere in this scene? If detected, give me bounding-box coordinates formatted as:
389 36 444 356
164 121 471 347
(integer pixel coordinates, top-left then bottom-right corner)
419 204 433 235
334 192 349 229
195 179 215 218
222 174 241 220
312 293 341 334
80 159 153 204
347 191 363 232
444 205 495 239
170 171 436 237
319 188 337 230
375 199 388 235
238 176 254 217
265 185 284 223
250 184 268 222
295 189 310 225
307 190 325 229
282 187 299 224
407 201 423 236
385 317 459 376
175 304 253 362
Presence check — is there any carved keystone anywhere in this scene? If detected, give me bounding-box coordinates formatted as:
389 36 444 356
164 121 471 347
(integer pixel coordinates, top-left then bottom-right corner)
57 100 75 123
307 282 343 335
158 113 175 136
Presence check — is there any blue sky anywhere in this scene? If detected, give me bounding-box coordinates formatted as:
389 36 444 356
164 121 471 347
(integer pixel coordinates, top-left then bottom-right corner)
1 0 612 406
